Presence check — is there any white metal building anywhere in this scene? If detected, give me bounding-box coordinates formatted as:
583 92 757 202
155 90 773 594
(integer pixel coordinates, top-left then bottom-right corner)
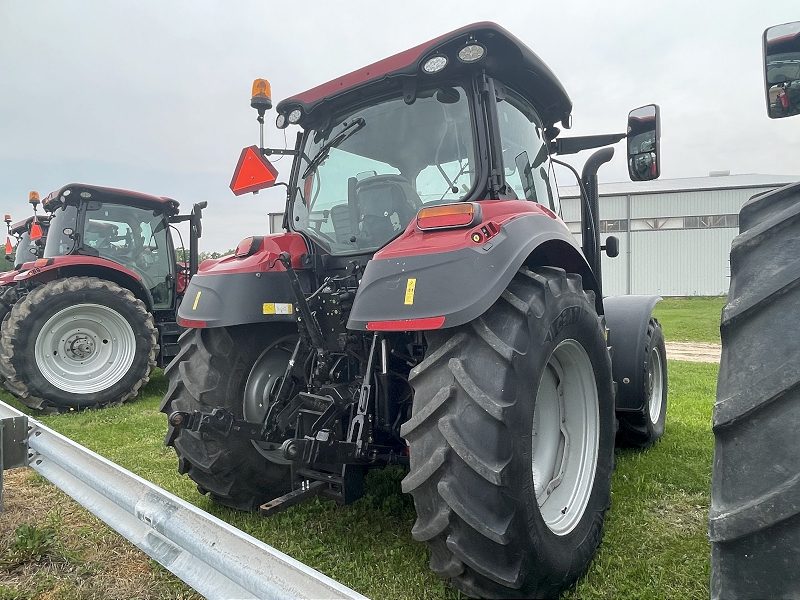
559 173 798 297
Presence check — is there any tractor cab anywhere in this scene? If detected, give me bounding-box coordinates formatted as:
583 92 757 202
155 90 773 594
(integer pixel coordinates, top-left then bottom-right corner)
6 214 50 272
269 22 572 261
41 184 185 310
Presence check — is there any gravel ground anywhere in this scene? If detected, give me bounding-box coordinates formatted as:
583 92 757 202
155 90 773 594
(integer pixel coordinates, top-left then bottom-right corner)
665 341 721 363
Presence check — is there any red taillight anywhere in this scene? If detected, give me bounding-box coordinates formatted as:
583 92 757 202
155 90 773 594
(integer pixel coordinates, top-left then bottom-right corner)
417 203 478 230
178 318 207 328
366 316 445 331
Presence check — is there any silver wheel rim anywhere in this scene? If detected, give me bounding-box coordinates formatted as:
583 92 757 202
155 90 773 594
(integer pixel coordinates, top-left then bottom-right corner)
532 339 600 536
34 303 137 394
648 346 665 424
243 336 297 465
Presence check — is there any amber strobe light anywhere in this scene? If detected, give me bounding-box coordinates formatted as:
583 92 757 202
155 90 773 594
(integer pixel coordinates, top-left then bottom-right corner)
416 203 477 230
251 79 272 112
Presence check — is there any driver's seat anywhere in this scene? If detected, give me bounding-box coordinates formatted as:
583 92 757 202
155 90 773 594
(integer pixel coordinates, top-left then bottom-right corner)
354 175 421 246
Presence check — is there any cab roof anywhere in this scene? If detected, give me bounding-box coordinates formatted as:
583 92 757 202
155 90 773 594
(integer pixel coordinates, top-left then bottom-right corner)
10 215 50 234
42 183 180 215
276 22 572 129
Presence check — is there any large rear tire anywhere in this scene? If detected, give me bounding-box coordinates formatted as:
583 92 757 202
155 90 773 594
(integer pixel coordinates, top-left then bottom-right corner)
160 325 293 511
401 266 615 598
710 181 800 598
0 276 157 412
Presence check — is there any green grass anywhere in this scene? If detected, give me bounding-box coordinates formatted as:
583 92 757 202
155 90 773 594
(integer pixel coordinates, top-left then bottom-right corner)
1 297 721 598
652 297 726 343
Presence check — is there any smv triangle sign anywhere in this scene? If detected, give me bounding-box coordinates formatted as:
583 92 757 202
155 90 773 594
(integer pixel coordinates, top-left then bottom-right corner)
230 146 280 196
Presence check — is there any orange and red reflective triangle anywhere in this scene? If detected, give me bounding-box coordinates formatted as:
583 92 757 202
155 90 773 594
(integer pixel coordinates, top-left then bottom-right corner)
229 146 279 196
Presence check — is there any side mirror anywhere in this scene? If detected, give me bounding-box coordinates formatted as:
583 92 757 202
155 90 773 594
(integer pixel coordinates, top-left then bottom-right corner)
627 104 660 182
602 235 619 258
763 21 800 119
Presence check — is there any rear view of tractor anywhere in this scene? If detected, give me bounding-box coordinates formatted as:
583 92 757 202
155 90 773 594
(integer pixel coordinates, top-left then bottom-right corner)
162 22 667 598
0 183 206 413
710 20 800 599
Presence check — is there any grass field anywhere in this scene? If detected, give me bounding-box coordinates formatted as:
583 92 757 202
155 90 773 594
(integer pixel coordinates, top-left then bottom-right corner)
652 296 726 344
1 298 721 599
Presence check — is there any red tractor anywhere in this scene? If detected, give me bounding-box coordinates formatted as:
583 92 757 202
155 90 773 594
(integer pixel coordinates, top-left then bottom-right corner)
0 183 206 413
163 22 667 598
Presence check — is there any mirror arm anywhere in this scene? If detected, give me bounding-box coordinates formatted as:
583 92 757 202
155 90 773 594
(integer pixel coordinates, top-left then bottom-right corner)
549 133 626 156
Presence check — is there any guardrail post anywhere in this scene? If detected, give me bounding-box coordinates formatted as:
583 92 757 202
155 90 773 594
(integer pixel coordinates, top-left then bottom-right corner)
0 413 29 515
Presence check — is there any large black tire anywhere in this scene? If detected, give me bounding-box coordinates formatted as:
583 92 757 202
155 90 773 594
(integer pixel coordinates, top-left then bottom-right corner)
160 325 293 511
0 276 157 412
615 318 667 448
401 266 616 598
710 181 800 599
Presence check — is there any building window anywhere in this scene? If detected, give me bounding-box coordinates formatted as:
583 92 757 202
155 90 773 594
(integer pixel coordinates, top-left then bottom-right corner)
684 214 739 229
600 219 628 232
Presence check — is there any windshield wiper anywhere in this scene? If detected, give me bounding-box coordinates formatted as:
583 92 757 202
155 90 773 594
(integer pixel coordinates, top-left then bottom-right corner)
302 118 366 179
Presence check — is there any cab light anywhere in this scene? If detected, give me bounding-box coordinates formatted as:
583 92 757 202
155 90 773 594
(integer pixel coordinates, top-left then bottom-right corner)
458 43 486 63
179 318 208 328
422 55 448 74
288 108 303 124
276 113 288 129
367 316 445 331
417 203 479 230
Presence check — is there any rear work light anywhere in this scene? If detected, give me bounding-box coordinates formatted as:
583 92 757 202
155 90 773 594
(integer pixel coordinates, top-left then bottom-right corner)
416 203 480 230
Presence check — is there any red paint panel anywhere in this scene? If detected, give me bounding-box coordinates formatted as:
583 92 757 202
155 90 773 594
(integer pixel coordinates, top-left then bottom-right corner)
375 200 565 260
15 255 143 282
197 232 309 275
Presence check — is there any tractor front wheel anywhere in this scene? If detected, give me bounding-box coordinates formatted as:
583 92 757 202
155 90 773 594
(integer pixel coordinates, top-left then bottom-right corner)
160 325 293 511
0 277 157 412
402 266 615 598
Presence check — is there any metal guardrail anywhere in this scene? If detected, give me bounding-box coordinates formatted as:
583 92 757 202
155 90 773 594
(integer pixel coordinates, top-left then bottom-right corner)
0 400 369 600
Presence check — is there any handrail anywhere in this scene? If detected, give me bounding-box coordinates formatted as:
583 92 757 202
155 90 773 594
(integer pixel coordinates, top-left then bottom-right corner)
0 400 369 600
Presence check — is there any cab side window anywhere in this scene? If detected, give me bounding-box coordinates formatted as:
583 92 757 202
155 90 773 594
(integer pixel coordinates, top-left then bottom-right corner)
496 91 557 213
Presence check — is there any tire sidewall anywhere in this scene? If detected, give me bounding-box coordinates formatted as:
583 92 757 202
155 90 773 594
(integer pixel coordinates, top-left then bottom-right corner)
10 279 154 406
513 288 616 584
645 323 667 439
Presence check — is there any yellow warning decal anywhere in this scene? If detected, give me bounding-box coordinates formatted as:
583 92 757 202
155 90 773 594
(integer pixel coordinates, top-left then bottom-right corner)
192 291 202 310
263 303 294 315
404 278 416 305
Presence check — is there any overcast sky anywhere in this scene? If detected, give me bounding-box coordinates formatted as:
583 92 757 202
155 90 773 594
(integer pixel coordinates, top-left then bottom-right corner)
2 1 799 252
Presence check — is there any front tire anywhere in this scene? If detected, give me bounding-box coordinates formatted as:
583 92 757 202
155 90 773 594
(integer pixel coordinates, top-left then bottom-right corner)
160 325 293 511
401 266 615 598
0 277 157 412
